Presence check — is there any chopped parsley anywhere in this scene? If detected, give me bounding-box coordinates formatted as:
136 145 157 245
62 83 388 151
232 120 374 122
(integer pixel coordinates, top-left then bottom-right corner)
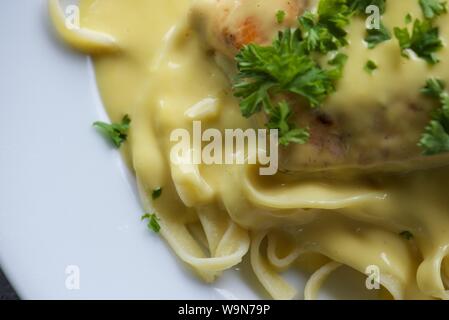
419 0 447 19
421 77 446 98
365 22 391 49
266 101 310 146
346 1 392 50
394 19 443 64
419 78 449 155
399 231 414 240
233 27 345 146
298 0 352 54
233 0 358 147
276 10 286 24
327 52 349 79
93 115 131 148
364 60 378 74
354 0 391 49
348 0 387 15
141 213 161 233
152 187 163 200
405 13 413 24
235 0 446 147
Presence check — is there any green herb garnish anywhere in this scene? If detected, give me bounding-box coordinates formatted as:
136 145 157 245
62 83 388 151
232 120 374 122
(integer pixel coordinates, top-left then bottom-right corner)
419 0 447 19
299 0 352 54
348 0 387 15
352 1 391 49
327 52 349 79
419 78 449 155
141 213 161 233
422 78 446 97
365 22 391 48
394 19 443 64
276 10 286 24
405 13 413 24
233 1 355 146
152 187 163 200
93 115 131 148
233 27 345 146
399 231 414 240
364 60 378 74
266 101 310 146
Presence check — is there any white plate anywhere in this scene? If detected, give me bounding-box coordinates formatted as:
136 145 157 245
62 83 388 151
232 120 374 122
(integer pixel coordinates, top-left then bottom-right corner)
0 0 374 300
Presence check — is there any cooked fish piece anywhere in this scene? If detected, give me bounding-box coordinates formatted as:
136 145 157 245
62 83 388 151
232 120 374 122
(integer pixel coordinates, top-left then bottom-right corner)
191 0 449 172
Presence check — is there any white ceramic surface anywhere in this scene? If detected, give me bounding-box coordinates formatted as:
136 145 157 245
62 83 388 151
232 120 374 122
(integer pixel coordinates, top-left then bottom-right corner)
0 0 375 300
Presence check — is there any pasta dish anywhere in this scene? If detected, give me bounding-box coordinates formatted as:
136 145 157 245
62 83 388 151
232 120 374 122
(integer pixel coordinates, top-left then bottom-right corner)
50 0 449 299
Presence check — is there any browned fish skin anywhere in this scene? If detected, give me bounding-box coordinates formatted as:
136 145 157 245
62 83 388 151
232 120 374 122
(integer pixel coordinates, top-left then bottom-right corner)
191 0 307 58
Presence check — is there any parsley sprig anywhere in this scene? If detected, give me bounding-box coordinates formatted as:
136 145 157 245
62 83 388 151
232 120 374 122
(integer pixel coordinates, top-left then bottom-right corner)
419 78 449 155
234 0 356 146
364 60 378 74
365 22 391 49
394 19 443 64
349 0 387 14
266 101 310 146
233 28 344 146
276 10 286 24
141 213 161 233
298 0 352 54
419 0 447 19
348 0 391 49
93 115 131 148
234 0 445 147
152 187 163 200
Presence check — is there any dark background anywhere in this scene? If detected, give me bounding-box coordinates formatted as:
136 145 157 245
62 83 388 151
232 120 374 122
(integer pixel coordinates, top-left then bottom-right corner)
0 269 19 300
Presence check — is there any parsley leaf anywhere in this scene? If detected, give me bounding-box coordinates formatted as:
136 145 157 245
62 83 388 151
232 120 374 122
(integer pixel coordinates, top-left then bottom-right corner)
419 78 449 155
141 213 161 233
234 29 302 116
364 60 378 74
394 19 443 64
278 128 310 146
93 115 131 148
419 0 447 19
276 10 286 24
405 13 413 24
348 0 387 15
299 0 352 54
266 101 310 146
348 1 391 48
365 22 391 48
327 53 349 79
286 63 336 108
399 231 414 240
420 120 449 155
152 187 163 200
298 12 326 53
421 78 445 97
